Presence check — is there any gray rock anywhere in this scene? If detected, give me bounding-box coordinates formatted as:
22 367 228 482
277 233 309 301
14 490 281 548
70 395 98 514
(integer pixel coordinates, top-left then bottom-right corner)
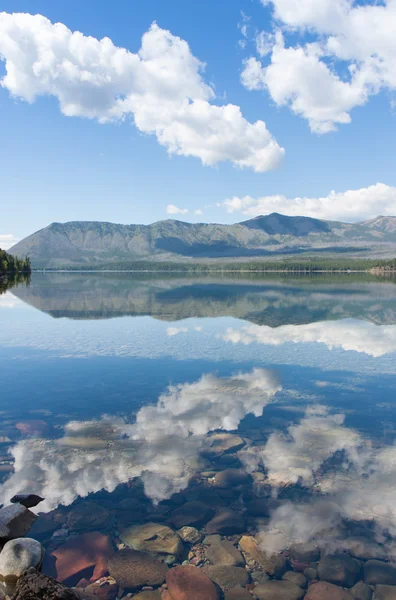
0 504 37 541
201 433 246 457
67 502 111 532
375 585 396 600
344 537 387 561
177 526 203 544
10 495 44 509
254 580 305 600
0 538 44 596
120 522 183 564
169 501 214 529
203 565 250 590
364 561 396 586
205 537 245 567
108 549 167 590
283 571 307 588
206 510 246 535
350 581 373 600
304 567 318 580
289 542 320 563
252 571 270 584
318 553 361 587
224 586 253 600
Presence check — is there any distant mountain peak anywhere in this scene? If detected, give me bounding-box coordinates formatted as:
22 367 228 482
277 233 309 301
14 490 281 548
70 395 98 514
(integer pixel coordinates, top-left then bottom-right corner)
239 212 330 236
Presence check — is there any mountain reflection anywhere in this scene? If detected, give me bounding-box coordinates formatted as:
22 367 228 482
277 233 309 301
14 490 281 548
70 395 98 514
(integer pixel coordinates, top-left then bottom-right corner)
11 272 396 326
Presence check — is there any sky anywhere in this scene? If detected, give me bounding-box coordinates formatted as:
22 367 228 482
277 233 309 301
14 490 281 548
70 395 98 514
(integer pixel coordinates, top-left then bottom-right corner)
1 0 396 247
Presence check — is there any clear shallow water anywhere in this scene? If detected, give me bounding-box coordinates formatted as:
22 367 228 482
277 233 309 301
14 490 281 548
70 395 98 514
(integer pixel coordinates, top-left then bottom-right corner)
1 273 396 585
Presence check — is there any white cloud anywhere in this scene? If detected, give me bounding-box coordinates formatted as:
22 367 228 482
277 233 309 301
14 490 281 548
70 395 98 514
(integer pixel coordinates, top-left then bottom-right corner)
0 368 281 510
166 204 189 215
243 0 396 132
0 234 19 250
0 12 284 172
220 183 396 222
166 326 188 336
194 209 203 215
222 319 396 357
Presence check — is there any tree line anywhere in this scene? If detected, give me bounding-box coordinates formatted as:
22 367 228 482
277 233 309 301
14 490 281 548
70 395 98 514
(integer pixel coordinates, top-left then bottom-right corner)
0 248 31 276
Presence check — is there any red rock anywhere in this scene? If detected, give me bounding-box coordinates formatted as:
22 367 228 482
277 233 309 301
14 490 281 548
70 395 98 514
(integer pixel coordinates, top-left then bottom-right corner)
166 565 219 600
305 581 354 600
84 581 118 600
42 531 114 586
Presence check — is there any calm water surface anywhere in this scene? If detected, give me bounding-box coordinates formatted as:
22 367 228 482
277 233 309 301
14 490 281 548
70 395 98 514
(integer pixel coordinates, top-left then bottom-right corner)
1 273 396 580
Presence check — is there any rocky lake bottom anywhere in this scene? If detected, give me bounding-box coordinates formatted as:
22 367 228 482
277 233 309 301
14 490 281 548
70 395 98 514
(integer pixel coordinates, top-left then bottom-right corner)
1 273 396 599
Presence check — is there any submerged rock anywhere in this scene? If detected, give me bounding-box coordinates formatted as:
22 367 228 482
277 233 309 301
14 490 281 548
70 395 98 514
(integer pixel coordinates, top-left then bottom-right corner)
67 502 111 533
203 565 249 590
108 549 167 590
305 581 355 599
254 580 305 600
120 522 184 564
0 504 37 542
169 501 214 529
224 587 252 600
166 565 220 600
213 469 251 489
364 560 396 585
42 531 113 586
239 535 287 578
283 571 307 588
11 567 79 600
289 542 320 563
318 553 361 588
206 510 245 535
177 527 203 545
350 581 373 600
375 585 396 600
204 535 245 567
201 433 245 458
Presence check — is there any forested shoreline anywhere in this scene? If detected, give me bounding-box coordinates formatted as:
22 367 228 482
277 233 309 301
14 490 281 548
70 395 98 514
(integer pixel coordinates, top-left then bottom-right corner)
31 256 396 274
0 248 31 275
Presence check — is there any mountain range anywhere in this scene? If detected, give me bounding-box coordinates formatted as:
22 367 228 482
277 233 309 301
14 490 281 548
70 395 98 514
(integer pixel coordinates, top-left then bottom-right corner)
9 213 396 267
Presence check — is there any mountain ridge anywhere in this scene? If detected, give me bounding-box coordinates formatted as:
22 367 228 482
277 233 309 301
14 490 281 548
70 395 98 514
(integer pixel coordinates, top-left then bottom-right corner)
9 213 396 267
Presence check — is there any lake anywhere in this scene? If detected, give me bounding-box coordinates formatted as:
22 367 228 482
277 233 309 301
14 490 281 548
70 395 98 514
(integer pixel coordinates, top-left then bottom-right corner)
1 272 396 595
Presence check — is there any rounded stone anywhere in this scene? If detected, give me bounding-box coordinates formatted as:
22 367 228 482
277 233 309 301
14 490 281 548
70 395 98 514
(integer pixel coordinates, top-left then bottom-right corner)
318 554 361 588
0 537 43 595
67 502 111 532
120 523 184 563
108 549 167 590
305 581 355 600
364 560 396 586
203 565 250 590
254 580 305 600
166 565 219 600
283 571 307 588
350 581 373 600
213 470 251 489
375 585 396 600
177 527 203 545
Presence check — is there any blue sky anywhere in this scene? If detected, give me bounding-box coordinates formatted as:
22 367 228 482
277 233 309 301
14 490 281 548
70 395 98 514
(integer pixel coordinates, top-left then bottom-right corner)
1 0 396 246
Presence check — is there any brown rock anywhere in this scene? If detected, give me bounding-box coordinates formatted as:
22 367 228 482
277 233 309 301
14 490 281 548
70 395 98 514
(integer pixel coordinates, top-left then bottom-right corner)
201 433 246 457
81 581 118 600
283 571 307 588
166 565 219 600
305 581 355 600
169 502 214 529
375 585 396 600
67 503 111 532
289 542 320 563
108 549 167 590
206 510 245 535
213 470 251 489
133 592 162 600
42 531 114 586
318 554 361 588
11 567 79 600
203 565 249 590
350 581 373 600
254 580 305 600
364 560 396 585
205 536 245 567
224 587 252 600
120 523 183 563
239 536 287 578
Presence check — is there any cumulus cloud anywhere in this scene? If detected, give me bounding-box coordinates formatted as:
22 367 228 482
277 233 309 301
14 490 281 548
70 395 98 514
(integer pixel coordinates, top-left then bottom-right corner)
222 319 396 357
0 12 284 172
166 205 189 216
242 0 396 132
0 234 19 250
220 183 396 222
0 368 281 510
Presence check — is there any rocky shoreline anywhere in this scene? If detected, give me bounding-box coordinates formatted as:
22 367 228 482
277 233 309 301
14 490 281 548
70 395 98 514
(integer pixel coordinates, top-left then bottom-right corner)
1 432 396 600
